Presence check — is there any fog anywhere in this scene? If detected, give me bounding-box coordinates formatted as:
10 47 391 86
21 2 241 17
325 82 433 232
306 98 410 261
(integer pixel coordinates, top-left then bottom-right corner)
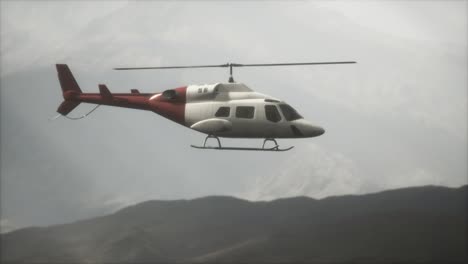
1 1 466 232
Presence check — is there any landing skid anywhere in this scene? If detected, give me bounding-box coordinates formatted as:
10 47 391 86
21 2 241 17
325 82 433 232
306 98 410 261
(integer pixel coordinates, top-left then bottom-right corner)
190 145 294 152
191 136 293 152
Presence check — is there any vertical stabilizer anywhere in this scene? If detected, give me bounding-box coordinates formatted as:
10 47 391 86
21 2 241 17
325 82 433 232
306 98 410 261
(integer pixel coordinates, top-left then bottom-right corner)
55 64 82 115
56 64 82 94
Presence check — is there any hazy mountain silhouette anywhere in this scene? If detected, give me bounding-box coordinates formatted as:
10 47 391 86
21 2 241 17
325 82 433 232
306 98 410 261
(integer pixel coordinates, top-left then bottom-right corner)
1 185 467 263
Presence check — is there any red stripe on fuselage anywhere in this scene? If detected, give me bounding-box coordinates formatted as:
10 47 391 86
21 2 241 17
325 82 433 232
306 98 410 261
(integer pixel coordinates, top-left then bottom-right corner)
76 93 153 110
148 86 187 125
69 87 187 125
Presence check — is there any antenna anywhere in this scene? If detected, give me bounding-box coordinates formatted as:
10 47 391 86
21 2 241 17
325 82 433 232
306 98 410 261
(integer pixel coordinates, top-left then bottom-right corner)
114 61 357 83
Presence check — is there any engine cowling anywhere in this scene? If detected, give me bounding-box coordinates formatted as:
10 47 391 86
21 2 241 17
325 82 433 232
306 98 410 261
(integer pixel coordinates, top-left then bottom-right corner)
186 84 219 102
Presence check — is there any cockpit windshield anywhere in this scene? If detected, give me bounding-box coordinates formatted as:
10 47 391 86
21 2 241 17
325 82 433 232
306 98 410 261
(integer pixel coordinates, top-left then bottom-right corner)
279 104 303 121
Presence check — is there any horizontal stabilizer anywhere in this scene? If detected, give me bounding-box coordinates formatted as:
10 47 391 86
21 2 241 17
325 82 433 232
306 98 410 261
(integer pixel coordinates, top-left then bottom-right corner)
99 84 112 99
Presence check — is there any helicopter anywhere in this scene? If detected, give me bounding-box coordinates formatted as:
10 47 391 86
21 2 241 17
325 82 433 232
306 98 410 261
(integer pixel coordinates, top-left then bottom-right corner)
54 61 355 151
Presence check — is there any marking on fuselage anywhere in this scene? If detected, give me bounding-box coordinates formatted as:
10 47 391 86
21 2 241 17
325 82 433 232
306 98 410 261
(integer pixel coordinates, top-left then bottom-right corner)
150 94 161 100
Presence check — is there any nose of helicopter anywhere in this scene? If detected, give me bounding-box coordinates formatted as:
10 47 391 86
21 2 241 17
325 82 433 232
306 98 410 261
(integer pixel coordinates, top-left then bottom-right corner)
290 119 325 137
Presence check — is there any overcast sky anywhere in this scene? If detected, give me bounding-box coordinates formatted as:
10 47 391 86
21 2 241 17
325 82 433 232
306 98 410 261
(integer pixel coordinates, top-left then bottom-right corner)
1 0 467 233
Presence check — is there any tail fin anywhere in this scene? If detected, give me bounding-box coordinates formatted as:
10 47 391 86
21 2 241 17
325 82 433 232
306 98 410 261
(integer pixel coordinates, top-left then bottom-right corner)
57 101 81 115
56 64 81 115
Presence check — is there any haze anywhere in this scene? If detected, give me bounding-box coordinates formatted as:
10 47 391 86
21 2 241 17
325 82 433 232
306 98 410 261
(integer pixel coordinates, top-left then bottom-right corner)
1 1 466 232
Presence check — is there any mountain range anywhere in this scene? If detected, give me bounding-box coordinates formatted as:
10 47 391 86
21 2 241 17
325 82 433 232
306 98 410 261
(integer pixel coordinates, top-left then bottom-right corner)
1 185 467 263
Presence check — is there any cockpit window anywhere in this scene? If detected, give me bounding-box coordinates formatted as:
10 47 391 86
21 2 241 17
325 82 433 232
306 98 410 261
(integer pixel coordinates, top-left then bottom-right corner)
279 104 303 121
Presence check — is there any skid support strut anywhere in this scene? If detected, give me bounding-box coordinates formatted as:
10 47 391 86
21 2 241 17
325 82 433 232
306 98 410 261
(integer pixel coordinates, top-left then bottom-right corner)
191 135 293 152
262 138 279 150
203 134 222 148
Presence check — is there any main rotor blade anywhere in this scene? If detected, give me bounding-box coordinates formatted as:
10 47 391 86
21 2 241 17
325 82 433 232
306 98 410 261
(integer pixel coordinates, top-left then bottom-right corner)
114 64 229 70
234 61 356 67
114 61 356 70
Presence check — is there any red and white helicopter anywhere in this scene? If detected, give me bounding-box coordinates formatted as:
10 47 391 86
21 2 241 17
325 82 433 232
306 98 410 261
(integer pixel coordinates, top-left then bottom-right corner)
55 62 355 151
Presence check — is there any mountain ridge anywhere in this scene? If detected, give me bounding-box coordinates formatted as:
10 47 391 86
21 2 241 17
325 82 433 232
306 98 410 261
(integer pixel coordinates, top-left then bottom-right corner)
1 184 467 263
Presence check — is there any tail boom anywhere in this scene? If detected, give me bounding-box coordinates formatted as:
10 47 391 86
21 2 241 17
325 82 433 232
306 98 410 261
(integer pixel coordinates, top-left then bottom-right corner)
55 64 187 124
75 92 152 111
55 64 152 114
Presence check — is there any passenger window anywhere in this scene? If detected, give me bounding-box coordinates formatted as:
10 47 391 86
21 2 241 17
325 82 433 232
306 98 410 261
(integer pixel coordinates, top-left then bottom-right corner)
236 106 255 119
215 106 230 117
265 105 281 122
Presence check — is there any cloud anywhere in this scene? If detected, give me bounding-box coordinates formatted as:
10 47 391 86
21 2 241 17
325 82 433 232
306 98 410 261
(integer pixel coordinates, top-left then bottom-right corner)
0 1 129 76
384 168 442 189
245 143 361 200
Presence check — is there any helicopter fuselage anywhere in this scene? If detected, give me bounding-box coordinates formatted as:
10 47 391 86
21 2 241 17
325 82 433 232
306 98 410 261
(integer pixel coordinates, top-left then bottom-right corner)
56 64 324 140
149 82 325 138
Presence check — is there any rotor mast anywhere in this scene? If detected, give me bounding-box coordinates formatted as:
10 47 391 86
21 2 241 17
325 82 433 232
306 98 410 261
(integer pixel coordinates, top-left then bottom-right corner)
114 61 357 83
228 63 234 83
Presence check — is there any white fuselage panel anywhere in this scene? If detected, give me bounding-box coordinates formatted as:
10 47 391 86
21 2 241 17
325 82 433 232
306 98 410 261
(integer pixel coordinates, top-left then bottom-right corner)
184 83 323 138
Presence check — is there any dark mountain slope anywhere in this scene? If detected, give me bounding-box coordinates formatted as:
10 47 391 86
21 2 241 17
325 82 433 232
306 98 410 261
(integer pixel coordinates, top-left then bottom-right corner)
1 185 466 263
